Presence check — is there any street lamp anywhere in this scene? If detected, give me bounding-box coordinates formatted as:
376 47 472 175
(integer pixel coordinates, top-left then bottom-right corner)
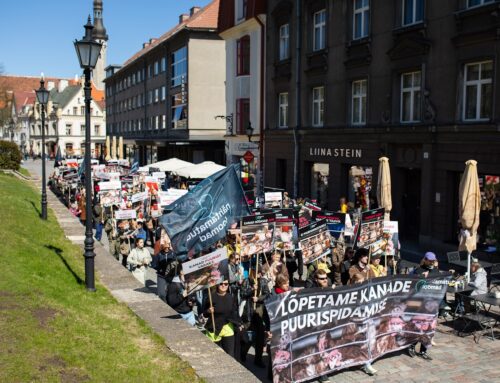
74 16 102 292
35 77 50 220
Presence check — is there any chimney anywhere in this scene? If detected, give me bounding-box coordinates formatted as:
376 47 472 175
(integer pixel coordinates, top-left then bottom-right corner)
190 6 201 16
58 80 68 92
143 42 150 49
179 13 189 24
149 38 157 45
47 81 55 91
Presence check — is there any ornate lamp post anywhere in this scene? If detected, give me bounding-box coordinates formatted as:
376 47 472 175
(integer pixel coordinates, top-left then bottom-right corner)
74 16 102 292
35 77 50 220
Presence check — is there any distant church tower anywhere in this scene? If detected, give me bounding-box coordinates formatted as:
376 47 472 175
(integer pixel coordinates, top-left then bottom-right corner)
92 0 108 91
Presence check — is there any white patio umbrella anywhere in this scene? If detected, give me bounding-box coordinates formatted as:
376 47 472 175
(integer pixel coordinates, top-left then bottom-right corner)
118 136 124 160
174 161 226 179
105 136 111 161
146 158 194 172
111 136 117 159
458 160 481 282
377 157 392 221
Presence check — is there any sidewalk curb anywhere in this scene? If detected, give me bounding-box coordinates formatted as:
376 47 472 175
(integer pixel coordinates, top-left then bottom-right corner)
35 180 261 383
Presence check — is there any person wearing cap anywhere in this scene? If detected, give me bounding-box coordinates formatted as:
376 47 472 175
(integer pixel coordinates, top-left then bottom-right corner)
348 248 370 284
368 253 387 279
408 251 440 360
468 258 487 297
305 260 332 288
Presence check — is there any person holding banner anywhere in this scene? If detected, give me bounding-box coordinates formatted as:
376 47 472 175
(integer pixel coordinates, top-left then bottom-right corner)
166 270 196 326
203 280 243 357
348 248 370 284
127 238 152 284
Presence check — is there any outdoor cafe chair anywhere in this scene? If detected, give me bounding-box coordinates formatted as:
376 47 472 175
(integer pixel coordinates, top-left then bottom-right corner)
489 263 500 293
454 293 498 343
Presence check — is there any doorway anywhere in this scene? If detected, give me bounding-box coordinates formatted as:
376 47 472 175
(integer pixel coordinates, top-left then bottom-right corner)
397 168 421 240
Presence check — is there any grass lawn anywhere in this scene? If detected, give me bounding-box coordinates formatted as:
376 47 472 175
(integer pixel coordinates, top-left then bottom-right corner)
18 167 31 177
0 174 201 383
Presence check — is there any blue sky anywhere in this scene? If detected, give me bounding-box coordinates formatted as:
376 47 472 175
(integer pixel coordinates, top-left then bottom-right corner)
0 0 212 78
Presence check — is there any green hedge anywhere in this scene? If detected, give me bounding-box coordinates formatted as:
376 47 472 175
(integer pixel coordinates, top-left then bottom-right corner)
0 140 22 170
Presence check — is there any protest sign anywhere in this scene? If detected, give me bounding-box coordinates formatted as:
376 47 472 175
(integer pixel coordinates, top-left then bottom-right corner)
344 213 354 237
152 171 166 180
145 176 159 194
382 221 399 256
182 248 228 295
108 172 121 181
273 209 294 251
114 209 137 220
265 192 283 209
99 189 121 207
241 213 276 258
99 180 122 191
298 220 331 264
160 164 250 256
312 210 346 239
158 189 188 207
265 274 450 383
353 207 385 250
131 191 148 204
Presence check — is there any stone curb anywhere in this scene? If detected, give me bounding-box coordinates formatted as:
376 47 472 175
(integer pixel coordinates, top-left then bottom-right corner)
34 180 261 383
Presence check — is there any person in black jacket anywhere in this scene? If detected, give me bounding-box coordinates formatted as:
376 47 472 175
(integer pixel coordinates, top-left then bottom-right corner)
408 252 440 360
203 280 243 357
240 265 272 367
166 271 196 326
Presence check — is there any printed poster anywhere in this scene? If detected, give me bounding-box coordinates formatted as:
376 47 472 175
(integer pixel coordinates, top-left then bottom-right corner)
312 210 346 239
240 213 276 259
298 219 332 264
274 209 294 252
265 192 283 209
353 207 385 250
182 248 228 295
114 209 137 220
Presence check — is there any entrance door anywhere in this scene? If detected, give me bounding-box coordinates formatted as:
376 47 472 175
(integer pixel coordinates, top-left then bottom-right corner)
398 168 421 240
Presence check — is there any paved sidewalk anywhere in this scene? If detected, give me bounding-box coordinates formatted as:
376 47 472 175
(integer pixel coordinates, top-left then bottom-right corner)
24 160 500 383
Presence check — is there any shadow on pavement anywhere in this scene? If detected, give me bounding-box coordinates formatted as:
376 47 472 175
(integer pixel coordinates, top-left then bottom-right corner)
44 244 83 285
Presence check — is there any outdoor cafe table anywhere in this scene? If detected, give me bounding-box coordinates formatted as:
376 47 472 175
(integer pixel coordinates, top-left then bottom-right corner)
448 259 493 269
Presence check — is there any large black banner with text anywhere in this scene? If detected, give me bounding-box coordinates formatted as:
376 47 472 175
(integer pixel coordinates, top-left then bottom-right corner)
265 274 450 383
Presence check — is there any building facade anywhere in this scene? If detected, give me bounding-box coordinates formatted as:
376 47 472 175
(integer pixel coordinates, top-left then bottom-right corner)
264 0 500 246
218 0 267 197
104 0 227 165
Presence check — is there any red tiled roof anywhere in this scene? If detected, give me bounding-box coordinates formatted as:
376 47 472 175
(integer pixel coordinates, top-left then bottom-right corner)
123 0 220 68
13 91 36 113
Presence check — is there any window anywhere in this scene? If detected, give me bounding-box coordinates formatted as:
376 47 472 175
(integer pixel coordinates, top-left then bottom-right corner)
313 9 326 51
81 106 85 115
148 64 153 78
171 94 187 129
402 0 423 26
154 61 159 76
148 90 153 105
312 87 324 127
400 71 421 123
279 24 290 61
73 107 77 115
463 61 493 121
278 93 289 128
237 36 250 76
353 0 370 39
236 98 250 135
467 0 494 8
161 86 166 101
66 124 72 136
161 57 167 72
162 115 167 129
94 125 100 136
80 125 85 135
237 0 247 20
154 88 159 103
171 46 187 87
352 79 367 125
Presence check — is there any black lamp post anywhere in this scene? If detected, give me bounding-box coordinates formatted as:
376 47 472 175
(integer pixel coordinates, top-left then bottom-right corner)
35 78 50 220
74 16 102 292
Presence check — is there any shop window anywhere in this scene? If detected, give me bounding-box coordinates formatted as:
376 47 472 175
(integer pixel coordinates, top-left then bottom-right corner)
353 0 370 40
348 166 373 211
352 79 367 125
311 163 329 208
237 36 250 76
279 24 290 61
402 0 424 26
463 61 493 121
313 9 326 51
467 0 494 8
400 71 421 123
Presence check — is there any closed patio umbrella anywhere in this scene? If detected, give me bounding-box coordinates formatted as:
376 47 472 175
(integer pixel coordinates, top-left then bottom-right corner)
458 159 481 282
111 136 117 159
377 156 392 221
118 136 124 160
105 136 111 161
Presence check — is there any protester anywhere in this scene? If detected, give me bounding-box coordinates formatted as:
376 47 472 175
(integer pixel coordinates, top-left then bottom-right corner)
348 248 370 284
93 198 104 242
166 270 196 326
203 280 243 357
340 247 355 285
469 258 487 296
306 263 332 288
408 252 438 360
368 253 387 278
228 253 244 296
330 243 344 285
134 219 148 242
127 238 152 284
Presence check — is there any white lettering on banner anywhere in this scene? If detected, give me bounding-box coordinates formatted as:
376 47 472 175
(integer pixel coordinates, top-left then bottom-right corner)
309 147 362 158
114 210 137 220
185 203 232 244
182 248 227 274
